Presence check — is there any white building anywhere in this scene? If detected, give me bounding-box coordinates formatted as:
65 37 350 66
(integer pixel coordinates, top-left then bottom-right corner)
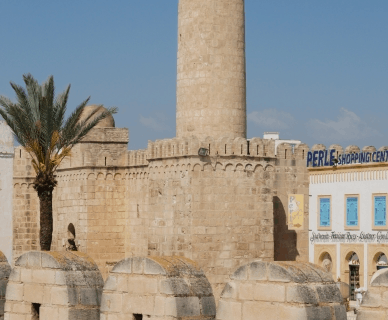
262 132 301 155
308 144 388 300
0 121 14 263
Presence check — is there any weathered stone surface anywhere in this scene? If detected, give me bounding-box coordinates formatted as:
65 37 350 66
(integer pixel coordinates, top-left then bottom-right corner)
362 291 382 308
4 251 103 320
101 256 215 319
357 309 386 320
267 263 292 283
334 305 347 320
217 261 345 320
248 261 267 281
287 285 318 304
371 268 388 287
231 265 248 281
305 306 332 320
0 253 11 320
315 284 343 303
358 268 388 317
201 296 216 316
111 258 132 274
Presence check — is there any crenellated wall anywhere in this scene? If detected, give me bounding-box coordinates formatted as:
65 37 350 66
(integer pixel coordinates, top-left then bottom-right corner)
9 127 310 301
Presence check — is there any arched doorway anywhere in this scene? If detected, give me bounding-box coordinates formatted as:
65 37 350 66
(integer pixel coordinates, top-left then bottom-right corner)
347 252 360 300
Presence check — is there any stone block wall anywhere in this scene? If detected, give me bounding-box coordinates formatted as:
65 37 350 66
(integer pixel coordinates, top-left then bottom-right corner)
274 143 310 262
12 148 39 261
101 256 216 319
126 156 276 301
0 121 14 263
358 268 388 319
216 261 346 320
52 168 127 279
4 251 103 320
0 252 11 320
10 132 309 302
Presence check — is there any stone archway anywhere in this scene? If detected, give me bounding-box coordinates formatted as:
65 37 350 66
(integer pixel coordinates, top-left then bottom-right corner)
5 251 104 320
100 256 216 319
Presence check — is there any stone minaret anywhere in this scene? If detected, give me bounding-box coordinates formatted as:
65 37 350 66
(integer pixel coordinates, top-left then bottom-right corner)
176 0 246 140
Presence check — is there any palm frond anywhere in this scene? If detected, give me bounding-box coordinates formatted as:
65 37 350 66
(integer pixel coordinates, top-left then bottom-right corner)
0 73 117 178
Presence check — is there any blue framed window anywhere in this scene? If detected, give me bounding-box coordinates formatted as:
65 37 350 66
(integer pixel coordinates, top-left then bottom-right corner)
346 197 358 227
319 197 331 227
374 195 387 227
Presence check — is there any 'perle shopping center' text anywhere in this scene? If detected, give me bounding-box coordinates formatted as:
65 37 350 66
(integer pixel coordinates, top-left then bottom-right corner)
307 149 388 167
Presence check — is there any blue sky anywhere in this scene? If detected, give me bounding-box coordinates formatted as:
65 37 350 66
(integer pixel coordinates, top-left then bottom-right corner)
1 1 387 150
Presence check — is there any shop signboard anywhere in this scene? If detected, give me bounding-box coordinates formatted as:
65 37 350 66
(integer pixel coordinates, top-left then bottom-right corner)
288 194 304 230
307 149 388 167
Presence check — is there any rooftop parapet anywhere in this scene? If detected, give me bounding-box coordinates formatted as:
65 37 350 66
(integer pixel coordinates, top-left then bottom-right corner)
127 136 311 167
145 136 276 161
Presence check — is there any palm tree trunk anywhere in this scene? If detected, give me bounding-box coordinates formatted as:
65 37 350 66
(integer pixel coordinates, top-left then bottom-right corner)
38 190 53 251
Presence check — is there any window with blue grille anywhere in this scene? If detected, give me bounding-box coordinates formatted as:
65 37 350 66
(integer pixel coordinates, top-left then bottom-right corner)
374 196 386 227
319 197 331 227
346 197 358 227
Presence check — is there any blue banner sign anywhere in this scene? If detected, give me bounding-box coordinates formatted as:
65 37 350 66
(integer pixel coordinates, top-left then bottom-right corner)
375 196 387 226
319 198 330 227
307 149 388 167
346 197 358 227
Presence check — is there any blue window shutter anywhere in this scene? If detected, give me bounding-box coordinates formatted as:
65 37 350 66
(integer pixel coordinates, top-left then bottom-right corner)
319 198 330 227
346 197 358 226
374 196 386 226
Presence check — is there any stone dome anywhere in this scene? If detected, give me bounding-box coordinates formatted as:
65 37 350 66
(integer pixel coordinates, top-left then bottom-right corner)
79 105 115 128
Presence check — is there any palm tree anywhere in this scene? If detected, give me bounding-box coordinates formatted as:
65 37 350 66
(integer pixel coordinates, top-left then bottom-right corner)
0 73 117 251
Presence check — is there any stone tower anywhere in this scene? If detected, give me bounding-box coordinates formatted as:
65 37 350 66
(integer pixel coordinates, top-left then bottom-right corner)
176 0 246 140
9 0 310 303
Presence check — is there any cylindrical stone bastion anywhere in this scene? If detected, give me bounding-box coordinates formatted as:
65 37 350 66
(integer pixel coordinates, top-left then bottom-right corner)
216 261 346 320
4 251 104 320
176 0 247 140
100 256 216 319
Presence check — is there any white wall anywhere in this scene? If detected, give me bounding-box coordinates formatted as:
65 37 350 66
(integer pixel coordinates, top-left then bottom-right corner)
309 169 388 287
0 121 14 263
